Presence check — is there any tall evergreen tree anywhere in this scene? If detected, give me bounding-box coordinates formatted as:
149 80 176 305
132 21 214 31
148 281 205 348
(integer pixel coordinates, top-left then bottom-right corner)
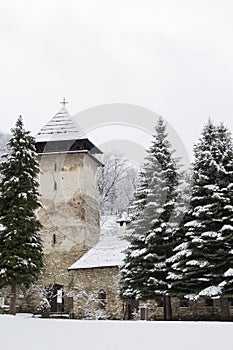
215 124 233 297
168 121 233 320
120 117 182 319
0 116 43 314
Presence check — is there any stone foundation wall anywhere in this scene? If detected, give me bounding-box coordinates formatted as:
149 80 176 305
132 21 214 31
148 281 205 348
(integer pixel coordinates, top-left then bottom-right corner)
70 267 233 320
1 279 233 319
0 285 41 314
146 297 224 320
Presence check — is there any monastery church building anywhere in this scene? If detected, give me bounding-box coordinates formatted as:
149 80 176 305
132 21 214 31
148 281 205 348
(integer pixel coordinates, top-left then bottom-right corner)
1 102 229 320
34 102 233 320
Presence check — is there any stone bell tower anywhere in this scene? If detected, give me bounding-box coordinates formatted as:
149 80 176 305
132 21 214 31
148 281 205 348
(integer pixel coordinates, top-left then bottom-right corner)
35 100 102 312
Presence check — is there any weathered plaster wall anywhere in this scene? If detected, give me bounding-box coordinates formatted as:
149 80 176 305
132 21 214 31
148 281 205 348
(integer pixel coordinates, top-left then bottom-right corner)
36 152 101 307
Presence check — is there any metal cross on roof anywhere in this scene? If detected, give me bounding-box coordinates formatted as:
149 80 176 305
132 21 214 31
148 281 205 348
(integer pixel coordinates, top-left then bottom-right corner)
60 97 69 107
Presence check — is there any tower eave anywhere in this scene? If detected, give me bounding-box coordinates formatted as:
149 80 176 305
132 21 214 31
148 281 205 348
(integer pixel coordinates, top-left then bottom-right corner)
35 138 102 155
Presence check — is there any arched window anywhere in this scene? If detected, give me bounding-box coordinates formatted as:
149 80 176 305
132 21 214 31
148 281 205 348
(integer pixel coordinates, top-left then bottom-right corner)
180 297 189 308
98 290 106 309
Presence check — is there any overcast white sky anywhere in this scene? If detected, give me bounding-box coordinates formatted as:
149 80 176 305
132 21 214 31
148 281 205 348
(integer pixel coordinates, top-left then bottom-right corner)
1 0 233 159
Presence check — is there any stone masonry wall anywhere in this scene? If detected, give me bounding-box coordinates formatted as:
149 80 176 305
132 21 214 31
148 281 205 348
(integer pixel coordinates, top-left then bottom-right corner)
70 267 233 320
71 267 124 319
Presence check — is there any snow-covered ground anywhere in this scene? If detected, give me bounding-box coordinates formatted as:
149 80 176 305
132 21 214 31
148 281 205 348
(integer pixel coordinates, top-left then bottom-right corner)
0 315 232 350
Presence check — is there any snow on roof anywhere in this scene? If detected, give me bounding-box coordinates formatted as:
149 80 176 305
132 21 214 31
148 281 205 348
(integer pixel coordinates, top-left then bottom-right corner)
69 216 129 270
35 107 84 142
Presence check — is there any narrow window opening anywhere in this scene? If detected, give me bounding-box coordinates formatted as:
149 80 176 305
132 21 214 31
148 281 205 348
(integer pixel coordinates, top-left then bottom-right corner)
54 181 57 190
53 234 56 245
54 163 57 171
155 297 164 307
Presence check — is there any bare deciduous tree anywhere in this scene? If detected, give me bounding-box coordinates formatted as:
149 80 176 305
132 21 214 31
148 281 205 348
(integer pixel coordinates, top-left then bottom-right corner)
97 152 138 215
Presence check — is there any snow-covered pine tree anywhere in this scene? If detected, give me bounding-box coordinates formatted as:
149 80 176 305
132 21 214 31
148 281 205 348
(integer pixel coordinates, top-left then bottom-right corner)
167 121 220 298
167 120 233 320
120 117 182 320
127 168 148 221
214 123 233 304
0 116 43 315
119 169 149 303
202 122 233 319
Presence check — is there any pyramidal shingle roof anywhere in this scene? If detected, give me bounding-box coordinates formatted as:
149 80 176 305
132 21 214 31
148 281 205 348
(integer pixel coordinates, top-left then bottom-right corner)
35 106 84 142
